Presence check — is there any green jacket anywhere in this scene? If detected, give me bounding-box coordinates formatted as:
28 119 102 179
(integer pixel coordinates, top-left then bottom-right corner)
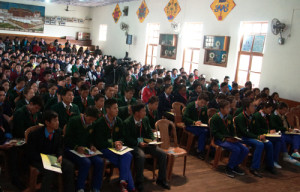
42 93 57 105
210 113 234 141
44 97 59 111
13 105 41 138
183 101 208 126
64 115 92 149
73 96 94 113
252 112 270 135
117 96 137 108
51 102 80 130
118 106 130 121
91 116 124 150
146 105 158 130
270 111 288 132
234 107 243 117
15 98 28 110
124 116 154 148
119 80 134 96
7 88 21 107
235 112 259 139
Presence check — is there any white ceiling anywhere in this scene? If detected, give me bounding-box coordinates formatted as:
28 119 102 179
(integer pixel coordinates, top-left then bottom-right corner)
29 0 139 7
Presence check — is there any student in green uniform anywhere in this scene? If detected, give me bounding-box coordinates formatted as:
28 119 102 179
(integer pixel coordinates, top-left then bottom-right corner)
119 72 134 96
94 93 105 118
91 99 135 192
252 102 283 169
104 84 115 100
42 83 57 105
51 88 80 130
44 88 62 111
124 103 170 191
183 93 209 159
270 102 300 166
64 106 103 192
211 100 249 178
235 98 276 177
117 87 137 107
15 86 35 110
73 84 94 113
118 105 132 121
146 96 159 130
7 76 26 108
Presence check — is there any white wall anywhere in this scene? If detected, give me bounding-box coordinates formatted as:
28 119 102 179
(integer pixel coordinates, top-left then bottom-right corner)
91 0 300 102
0 0 91 37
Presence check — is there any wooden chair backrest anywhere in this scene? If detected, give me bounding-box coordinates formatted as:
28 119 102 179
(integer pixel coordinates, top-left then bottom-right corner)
207 108 218 119
172 102 185 123
25 126 41 143
155 119 177 149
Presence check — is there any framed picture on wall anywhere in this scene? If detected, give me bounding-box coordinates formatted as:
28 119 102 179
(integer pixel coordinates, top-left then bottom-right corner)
50 20 56 25
61 17 67 22
56 16 61 21
45 20 50 25
50 17 55 21
67 17 73 22
78 19 84 24
72 18 78 23
59 21 66 26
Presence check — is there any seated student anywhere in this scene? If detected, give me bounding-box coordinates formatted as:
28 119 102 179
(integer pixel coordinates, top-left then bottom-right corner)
118 87 137 107
94 93 105 117
64 107 103 192
133 76 146 99
146 96 159 130
7 76 26 107
208 93 226 109
227 95 237 116
11 96 43 190
234 93 263 117
158 84 174 119
15 86 35 110
73 84 94 113
104 84 115 100
124 103 170 191
113 84 121 99
51 88 80 130
118 105 132 121
173 84 188 105
183 93 209 159
220 82 230 96
270 102 300 165
27 111 75 192
186 74 195 88
43 83 58 104
244 90 255 100
235 98 276 177
188 83 202 102
91 99 135 192
211 100 249 178
73 78 85 97
269 92 280 109
0 86 13 120
120 72 134 96
253 88 260 97
224 76 232 91
239 81 252 100
252 102 290 169
256 92 269 112
141 79 156 104
89 85 99 99
208 81 219 101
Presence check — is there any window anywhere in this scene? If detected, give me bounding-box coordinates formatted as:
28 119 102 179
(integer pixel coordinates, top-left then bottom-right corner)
145 23 160 66
182 23 203 74
99 24 107 41
235 22 268 88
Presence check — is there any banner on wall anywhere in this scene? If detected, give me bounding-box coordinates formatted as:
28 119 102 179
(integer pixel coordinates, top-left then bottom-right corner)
164 0 181 22
112 3 122 23
0 2 45 33
210 0 236 21
136 0 149 23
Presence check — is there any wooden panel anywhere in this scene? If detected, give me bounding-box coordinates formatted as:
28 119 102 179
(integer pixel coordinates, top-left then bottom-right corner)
279 98 300 108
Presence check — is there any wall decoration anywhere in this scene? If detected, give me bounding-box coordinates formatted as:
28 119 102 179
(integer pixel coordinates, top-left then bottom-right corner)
241 35 254 52
67 17 73 22
50 20 56 25
59 21 66 26
159 34 178 60
136 0 149 23
0 2 45 33
56 16 61 21
112 3 122 23
210 0 236 21
164 0 181 22
44 20 50 25
203 35 231 67
78 19 84 24
61 17 67 22
72 18 78 23
252 35 265 53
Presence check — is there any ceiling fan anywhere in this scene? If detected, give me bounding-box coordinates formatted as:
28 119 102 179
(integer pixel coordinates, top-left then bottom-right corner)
65 4 75 12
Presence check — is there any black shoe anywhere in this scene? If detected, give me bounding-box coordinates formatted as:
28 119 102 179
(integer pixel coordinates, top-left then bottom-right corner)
197 152 205 160
156 180 171 190
265 167 277 175
11 177 26 190
233 166 245 176
225 167 235 178
250 168 263 178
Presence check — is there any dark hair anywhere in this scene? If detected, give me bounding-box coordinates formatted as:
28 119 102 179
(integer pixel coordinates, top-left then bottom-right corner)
104 98 118 110
219 100 230 109
224 76 230 80
197 93 209 101
131 103 145 114
16 76 26 84
232 81 238 88
217 93 227 100
177 84 186 91
242 98 254 110
210 81 218 88
163 76 172 82
271 92 279 99
105 84 114 91
57 76 65 82
261 102 273 109
94 93 105 102
61 88 73 96
226 95 235 104
231 90 239 96
29 96 44 108
43 110 58 123
148 96 159 104
245 90 254 98
47 83 57 89
80 84 89 91
253 88 260 93
147 78 156 84
84 106 99 118
277 102 288 109
0 86 5 92
220 82 228 88
262 87 270 93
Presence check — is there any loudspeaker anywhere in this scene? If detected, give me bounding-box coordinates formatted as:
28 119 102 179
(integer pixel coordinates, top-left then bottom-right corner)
126 34 133 45
123 6 129 16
